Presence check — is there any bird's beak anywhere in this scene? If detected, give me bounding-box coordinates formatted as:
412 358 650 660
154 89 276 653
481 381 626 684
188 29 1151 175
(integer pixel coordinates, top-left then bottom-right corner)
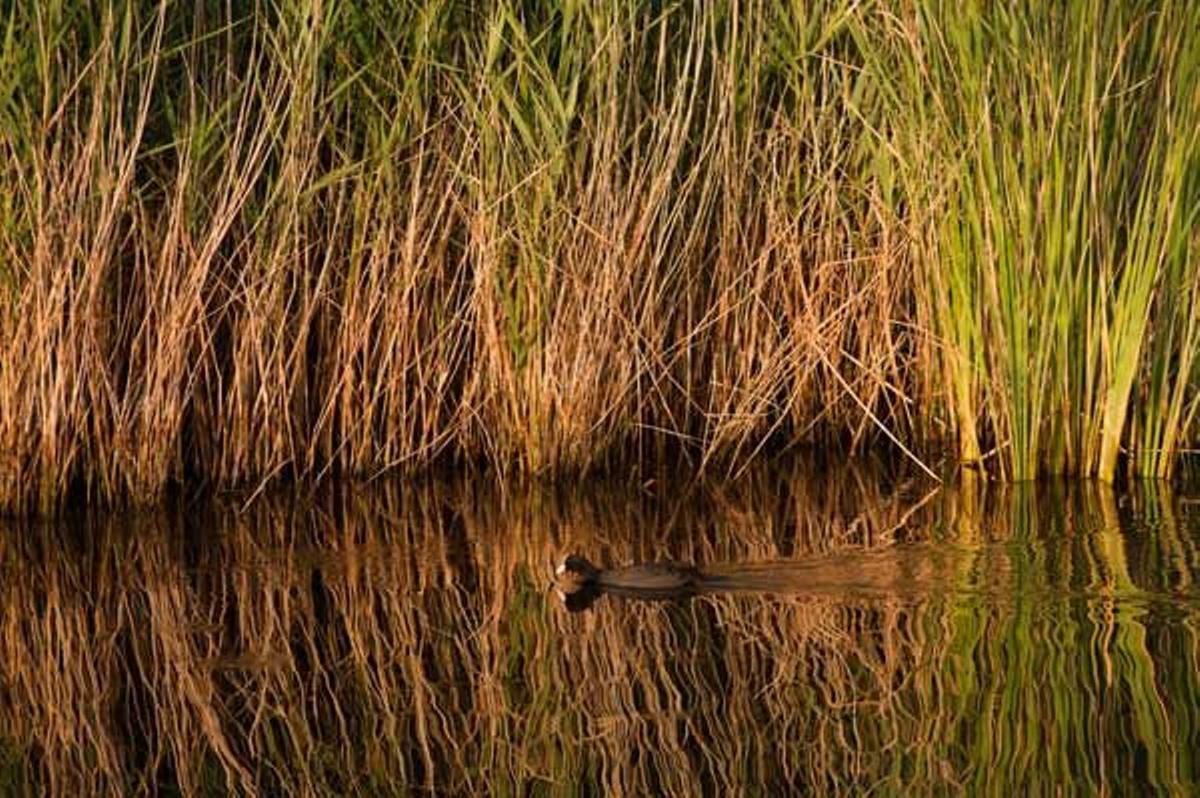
555 562 566 576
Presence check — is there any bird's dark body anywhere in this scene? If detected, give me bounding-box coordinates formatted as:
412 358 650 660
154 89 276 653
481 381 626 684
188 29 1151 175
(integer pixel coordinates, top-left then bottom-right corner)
554 554 713 608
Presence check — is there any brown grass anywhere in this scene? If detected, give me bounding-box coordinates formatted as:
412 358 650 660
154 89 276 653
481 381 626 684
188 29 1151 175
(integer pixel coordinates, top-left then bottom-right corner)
0 1 925 516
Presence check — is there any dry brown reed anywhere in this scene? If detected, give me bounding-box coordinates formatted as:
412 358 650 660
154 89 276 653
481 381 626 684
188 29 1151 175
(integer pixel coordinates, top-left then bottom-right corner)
0 1 927 516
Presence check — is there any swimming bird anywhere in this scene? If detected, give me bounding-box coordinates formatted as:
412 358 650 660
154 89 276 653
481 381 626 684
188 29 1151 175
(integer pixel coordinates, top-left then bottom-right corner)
554 553 703 599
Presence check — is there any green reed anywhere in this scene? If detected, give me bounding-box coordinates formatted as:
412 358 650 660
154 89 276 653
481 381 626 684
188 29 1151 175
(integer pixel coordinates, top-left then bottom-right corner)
862 1 1200 480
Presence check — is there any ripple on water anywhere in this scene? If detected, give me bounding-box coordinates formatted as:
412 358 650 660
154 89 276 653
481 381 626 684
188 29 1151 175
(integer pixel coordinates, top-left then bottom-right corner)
1 462 1199 795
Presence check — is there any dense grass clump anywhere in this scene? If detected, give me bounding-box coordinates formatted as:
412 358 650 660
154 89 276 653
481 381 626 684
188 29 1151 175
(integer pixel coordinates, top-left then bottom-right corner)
0 0 1197 513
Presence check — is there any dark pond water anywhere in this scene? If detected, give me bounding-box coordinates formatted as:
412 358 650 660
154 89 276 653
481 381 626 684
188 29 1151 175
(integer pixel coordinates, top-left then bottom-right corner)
2 460 1199 795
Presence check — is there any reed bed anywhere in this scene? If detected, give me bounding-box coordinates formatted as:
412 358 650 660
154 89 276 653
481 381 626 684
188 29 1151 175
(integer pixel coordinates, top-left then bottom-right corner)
1 0 1198 515
866 0 1200 480
0 461 1197 795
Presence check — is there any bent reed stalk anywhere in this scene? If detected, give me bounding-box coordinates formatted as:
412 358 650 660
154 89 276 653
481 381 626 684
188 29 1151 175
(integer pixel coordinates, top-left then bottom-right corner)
1 0 1198 514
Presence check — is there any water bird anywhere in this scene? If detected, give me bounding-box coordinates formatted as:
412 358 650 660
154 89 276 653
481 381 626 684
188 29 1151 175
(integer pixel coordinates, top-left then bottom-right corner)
554 553 704 606
553 545 956 611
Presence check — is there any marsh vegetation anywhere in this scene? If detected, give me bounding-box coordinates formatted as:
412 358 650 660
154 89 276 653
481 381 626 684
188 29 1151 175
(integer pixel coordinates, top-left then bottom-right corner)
1 1 1198 514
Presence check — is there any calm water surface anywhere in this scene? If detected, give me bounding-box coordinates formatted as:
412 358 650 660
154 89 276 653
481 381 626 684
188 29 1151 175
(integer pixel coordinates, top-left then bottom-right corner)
2 462 1199 795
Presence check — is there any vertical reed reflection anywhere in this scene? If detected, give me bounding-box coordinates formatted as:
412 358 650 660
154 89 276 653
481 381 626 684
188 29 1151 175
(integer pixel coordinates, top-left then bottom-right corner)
1 462 1198 795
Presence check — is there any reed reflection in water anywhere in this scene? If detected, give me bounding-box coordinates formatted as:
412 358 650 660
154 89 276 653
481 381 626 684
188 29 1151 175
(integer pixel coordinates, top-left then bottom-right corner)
1 462 1199 795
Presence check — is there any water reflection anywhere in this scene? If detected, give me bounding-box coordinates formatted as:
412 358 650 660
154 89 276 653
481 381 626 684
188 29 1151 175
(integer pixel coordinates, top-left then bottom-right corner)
1 463 1198 795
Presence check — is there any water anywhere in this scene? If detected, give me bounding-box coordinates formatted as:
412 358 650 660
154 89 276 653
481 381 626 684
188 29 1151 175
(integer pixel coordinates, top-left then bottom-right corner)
2 461 1199 795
